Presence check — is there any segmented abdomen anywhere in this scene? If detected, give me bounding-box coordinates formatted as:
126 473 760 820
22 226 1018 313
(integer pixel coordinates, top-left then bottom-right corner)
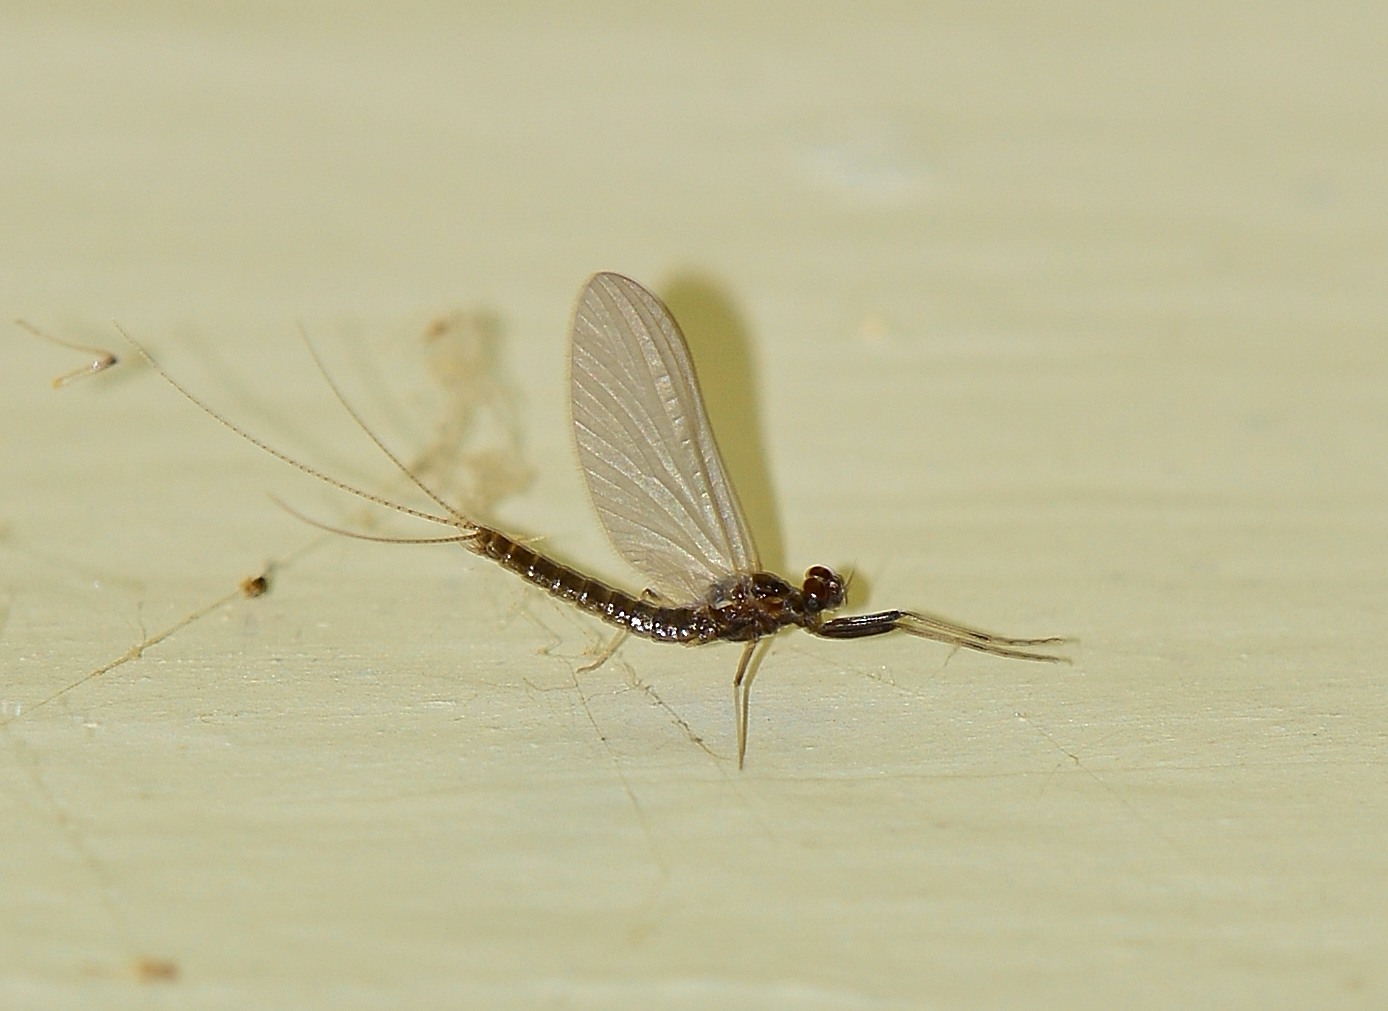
469 527 719 643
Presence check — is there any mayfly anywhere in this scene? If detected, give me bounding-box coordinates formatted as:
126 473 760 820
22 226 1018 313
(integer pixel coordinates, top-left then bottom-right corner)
123 273 1065 766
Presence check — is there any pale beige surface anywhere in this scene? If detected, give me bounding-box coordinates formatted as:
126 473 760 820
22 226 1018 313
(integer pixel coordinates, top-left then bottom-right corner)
3 4 1386 1008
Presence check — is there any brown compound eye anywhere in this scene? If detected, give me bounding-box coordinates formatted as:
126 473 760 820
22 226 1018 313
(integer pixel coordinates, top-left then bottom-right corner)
801 565 846 614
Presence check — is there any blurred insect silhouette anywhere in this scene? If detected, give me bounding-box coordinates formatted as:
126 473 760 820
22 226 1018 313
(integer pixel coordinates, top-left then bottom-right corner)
125 273 1065 766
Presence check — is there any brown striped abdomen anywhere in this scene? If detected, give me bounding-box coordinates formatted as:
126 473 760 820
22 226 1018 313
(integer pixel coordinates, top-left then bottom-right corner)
469 527 719 644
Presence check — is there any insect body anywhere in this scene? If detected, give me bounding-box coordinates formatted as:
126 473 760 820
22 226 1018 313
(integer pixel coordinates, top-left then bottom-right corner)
127 273 1065 767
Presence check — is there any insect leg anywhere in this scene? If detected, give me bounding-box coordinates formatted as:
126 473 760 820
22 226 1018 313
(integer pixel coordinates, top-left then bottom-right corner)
577 629 629 673
732 640 763 769
818 610 1067 662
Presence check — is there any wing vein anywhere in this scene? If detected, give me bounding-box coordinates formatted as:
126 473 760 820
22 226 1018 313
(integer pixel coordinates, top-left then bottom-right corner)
570 273 758 603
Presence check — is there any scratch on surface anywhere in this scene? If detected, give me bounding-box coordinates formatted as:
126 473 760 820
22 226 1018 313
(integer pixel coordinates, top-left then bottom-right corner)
4 712 178 980
1016 710 1194 863
1 583 251 726
563 657 673 943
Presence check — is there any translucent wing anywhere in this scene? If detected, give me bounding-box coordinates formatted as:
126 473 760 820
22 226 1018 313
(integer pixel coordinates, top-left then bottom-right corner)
570 272 759 604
